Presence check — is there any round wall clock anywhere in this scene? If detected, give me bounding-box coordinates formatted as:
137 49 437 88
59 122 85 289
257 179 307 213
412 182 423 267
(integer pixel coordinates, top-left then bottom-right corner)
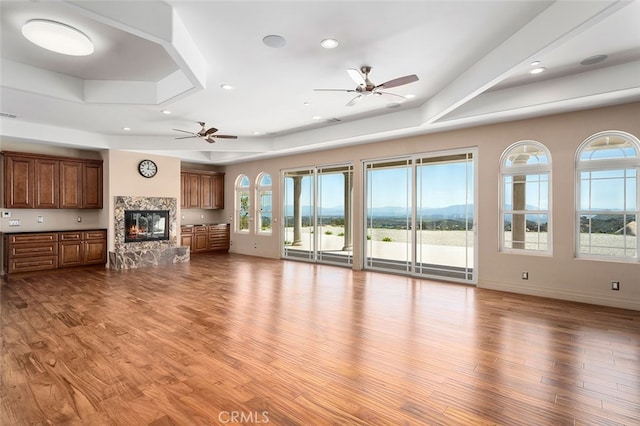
138 159 158 178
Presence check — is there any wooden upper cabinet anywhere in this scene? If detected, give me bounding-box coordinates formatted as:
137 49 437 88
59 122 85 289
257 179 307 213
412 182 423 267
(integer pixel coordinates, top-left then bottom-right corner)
83 162 103 209
35 158 60 208
4 155 35 208
2 151 103 209
180 169 224 210
213 173 224 209
60 160 83 208
200 174 214 209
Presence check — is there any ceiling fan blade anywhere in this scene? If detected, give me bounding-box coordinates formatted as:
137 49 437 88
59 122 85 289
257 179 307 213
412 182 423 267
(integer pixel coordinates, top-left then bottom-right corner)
377 74 419 90
377 91 407 100
175 136 197 140
172 128 195 135
347 68 365 86
204 127 219 136
314 88 357 92
346 95 363 107
211 135 238 139
205 137 216 144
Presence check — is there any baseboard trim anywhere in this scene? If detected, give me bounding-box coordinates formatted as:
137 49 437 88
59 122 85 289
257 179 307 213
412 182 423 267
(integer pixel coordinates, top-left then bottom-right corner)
478 280 640 311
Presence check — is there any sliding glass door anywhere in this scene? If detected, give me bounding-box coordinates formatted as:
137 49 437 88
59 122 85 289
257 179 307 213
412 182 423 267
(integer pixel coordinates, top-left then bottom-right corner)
364 149 476 283
282 164 353 266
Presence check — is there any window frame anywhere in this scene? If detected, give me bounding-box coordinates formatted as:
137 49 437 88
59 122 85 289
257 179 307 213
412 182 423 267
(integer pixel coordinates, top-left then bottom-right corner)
575 130 640 262
235 174 251 234
499 140 552 255
256 172 273 235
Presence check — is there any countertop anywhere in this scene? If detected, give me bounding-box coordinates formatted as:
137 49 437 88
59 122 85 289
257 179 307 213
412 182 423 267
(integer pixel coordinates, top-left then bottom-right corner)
1 228 107 234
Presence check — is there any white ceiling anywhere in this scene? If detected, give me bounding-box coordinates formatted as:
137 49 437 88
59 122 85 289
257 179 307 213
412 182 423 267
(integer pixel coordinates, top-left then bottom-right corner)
1 0 639 165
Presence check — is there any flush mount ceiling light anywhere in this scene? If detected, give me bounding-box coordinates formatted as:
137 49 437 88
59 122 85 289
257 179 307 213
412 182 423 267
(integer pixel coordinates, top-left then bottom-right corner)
529 67 547 75
22 19 94 56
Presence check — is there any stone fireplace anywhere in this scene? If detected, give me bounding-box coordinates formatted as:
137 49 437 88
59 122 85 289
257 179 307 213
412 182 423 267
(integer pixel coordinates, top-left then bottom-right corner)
109 196 189 269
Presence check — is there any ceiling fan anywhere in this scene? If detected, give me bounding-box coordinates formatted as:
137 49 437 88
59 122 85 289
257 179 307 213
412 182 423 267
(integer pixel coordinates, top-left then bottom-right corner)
173 122 238 143
314 66 419 106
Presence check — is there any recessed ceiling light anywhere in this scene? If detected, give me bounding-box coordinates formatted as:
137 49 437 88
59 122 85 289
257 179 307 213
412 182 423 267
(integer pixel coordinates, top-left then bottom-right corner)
405 94 416 99
529 67 547 75
22 19 94 56
161 109 172 115
530 60 541 67
320 38 339 49
122 127 131 131
252 131 264 136
386 103 402 109
220 84 234 90
312 116 322 120
303 101 311 106
263 34 286 48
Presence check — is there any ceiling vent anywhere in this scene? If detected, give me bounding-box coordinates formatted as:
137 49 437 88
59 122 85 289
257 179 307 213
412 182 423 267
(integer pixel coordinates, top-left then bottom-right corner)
0 112 18 119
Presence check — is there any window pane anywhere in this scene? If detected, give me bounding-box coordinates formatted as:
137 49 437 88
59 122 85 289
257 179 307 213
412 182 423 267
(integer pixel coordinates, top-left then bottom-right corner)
504 143 549 167
259 174 272 186
238 191 250 231
580 136 637 161
239 175 249 187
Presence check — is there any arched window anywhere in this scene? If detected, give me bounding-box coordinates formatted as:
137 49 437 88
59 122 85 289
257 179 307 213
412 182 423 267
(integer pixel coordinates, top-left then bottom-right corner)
256 173 272 234
500 141 551 253
235 174 250 233
576 131 640 260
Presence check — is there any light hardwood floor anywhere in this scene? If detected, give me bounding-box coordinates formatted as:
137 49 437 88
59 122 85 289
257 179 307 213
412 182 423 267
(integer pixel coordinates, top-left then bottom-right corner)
1 253 639 425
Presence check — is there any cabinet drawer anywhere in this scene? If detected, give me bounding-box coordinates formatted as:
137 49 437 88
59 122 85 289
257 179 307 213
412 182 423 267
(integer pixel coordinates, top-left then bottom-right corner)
194 226 208 233
180 226 194 234
7 256 58 273
60 232 82 241
8 242 58 258
8 233 58 244
84 230 106 240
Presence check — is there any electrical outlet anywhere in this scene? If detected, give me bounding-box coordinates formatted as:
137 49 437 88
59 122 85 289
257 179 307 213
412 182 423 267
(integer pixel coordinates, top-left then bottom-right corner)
522 271 529 280
77 216 82 223
611 281 620 291
2 211 10 218
37 216 44 223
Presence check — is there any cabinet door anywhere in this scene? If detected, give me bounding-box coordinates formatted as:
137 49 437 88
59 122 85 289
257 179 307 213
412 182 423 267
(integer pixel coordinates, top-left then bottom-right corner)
84 240 106 264
193 226 209 252
59 241 83 267
180 234 193 251
83 162 103 209
35 158 60 208
213 173 224 209
60 161 83 208
180 172 188 209
4 155 34 208
200 174 214 209
186 173 200 209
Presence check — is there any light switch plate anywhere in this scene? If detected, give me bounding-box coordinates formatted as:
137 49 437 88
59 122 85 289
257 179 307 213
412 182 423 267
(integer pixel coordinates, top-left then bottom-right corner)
9 219 20 226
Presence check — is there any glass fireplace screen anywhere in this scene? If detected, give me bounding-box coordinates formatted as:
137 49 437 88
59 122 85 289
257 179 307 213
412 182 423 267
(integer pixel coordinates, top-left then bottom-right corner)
124 210 169 242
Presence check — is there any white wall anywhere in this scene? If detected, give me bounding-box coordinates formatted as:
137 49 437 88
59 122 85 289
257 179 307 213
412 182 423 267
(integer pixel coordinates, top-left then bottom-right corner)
222 102 640 311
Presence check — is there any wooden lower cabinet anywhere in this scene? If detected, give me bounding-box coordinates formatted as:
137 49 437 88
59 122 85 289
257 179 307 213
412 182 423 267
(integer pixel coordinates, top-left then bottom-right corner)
59 230 107 267
180 224 230 253
3 229 106 274
3 233 58 274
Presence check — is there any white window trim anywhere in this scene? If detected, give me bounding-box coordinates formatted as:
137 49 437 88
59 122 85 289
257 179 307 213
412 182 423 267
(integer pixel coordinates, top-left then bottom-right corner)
575 131 640 262
235 174 251 234
256 173 272 235
499 140 552 256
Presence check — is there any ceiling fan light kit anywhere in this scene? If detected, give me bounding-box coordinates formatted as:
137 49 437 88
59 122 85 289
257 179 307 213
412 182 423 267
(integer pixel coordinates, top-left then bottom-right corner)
315 65 419 106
